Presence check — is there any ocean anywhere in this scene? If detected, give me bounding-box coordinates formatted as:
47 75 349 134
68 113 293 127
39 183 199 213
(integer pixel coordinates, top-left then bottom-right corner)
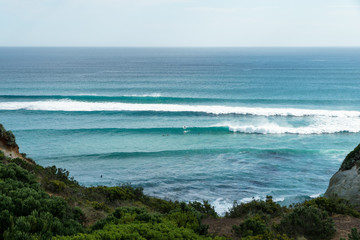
1 47 359 214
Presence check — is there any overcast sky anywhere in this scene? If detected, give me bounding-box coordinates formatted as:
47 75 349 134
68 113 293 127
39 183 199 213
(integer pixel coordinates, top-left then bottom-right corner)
1 0 360 47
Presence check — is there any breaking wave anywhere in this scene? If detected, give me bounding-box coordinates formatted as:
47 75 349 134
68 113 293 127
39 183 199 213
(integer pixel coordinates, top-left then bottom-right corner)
1 100 360 117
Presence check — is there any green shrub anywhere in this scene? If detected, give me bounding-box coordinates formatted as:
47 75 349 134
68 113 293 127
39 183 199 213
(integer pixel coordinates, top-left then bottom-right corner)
0 210 11 234
167 210 203 234
0 124 18 148
89 201 110 212
226 196 286 218
348 228 360 240
340 144 360 171
340 228 360 240
0 163 84 238
139 196 181 214
241 232 293 240
278 206 335 240
189 200 218 218
112 207 162 223
46 180 67 193
90 206 211 238
43 166 76 184
56 221 218 240
91 207 162 231
8 158 79 191
88 184 144 202
0 151 5 161
301 197 360 217
232 214 268 237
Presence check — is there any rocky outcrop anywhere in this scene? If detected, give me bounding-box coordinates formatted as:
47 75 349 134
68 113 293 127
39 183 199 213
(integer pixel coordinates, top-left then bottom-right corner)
0 124 32 162
325 144 360 208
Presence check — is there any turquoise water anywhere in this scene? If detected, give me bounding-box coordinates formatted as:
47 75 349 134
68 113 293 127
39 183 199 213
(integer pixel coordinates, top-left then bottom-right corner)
1 47 360 214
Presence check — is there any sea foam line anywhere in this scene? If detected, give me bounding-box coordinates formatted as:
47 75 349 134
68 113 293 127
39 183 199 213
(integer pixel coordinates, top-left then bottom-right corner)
15 124 360 135
0 100 360 117
215 122 360 134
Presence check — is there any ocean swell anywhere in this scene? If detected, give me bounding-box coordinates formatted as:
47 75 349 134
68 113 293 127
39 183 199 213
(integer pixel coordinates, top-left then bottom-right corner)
13 124 360 135
1 100 360 117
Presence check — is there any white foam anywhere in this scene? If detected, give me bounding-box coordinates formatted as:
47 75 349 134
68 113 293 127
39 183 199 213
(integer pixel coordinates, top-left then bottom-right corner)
0 99 360 117
310 193 321 198
124 93 162 97
240 196 261 203
239 196 286 203
273 197 285 202
211 196 310 215
214 117 360 134
75 93 100 96
211 198 233 216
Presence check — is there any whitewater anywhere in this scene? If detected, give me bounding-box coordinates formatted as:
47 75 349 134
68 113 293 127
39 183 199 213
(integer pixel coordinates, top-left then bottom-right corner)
1 99 360 117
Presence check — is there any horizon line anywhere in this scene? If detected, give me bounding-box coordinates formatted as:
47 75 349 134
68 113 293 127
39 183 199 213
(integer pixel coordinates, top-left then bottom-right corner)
1 46 360 48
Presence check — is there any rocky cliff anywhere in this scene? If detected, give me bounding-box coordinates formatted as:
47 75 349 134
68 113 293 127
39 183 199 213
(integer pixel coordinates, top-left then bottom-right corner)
0 124 28 160
325 144 360 208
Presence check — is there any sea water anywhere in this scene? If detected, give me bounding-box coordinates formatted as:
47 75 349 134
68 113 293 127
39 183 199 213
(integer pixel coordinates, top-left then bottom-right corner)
0 47 359 214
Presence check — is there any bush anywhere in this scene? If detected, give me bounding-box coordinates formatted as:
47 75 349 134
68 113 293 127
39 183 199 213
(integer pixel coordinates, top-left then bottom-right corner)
56 222 217 240
43 166 75 184
278 206 336 240
241 232 293 240
301 197 360 217
340 228 360 240
91 207 162 231
226 196 286 218
189 200 218 218
0 162 84 238
8 159 79 191
0 151 5 161
348 228 360 240
232 215 267 237
89 201 110 212
88 184 144 202
58 206 220 240
0 124 18 148
167 209 206 235
141 196 181 214
46 180 67 193
340 144 360 171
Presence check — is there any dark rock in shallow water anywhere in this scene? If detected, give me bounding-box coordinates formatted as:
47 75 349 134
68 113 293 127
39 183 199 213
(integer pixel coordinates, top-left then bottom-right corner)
325 144 360 208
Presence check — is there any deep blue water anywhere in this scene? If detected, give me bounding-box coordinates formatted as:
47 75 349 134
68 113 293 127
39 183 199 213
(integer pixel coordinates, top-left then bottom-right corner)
1 47 360 214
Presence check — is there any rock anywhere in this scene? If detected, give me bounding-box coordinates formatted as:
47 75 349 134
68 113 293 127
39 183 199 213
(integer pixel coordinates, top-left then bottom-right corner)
325 166 360 206
0 123 33 163
325 144 360 208
0 124 18 149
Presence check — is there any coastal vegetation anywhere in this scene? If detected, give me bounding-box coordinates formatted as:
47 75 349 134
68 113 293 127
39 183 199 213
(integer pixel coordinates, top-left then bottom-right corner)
2 150 360 239
1 125 360 239
0 124 17 148
340 144 360 171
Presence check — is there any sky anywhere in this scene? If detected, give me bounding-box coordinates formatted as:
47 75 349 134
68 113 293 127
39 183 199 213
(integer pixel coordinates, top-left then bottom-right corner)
0 0 360 47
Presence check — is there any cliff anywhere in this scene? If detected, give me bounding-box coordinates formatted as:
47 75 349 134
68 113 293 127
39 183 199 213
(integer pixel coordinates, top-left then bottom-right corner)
325 144 360 208
0 123 25 159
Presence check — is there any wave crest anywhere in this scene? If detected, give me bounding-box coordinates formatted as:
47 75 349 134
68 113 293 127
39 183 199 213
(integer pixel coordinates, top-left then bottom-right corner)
1 100 360 117
216 117 360 134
